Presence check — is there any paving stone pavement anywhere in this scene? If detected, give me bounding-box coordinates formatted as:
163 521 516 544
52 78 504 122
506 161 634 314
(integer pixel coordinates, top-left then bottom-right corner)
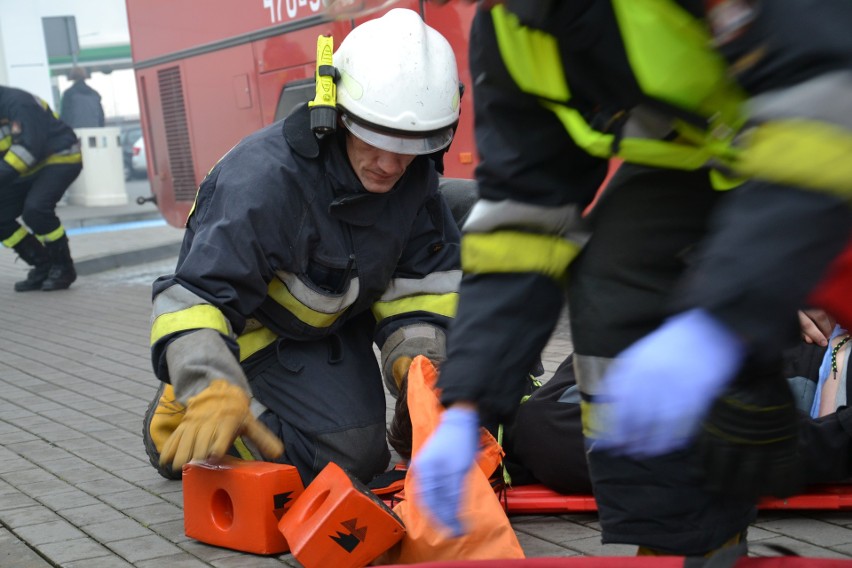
2 199 852 566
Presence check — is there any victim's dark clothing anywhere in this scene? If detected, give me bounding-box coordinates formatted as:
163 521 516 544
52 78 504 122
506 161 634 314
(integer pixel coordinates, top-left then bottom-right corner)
437 2 852 554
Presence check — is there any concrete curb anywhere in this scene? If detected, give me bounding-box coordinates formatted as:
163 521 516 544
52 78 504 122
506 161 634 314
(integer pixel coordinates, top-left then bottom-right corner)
75 241 182 276
60 208 163 230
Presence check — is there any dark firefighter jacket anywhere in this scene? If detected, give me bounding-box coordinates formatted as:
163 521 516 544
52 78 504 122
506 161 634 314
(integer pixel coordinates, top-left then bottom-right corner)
437 1 852 421
0 86 81 187
150 103 461 400
60 80 105 129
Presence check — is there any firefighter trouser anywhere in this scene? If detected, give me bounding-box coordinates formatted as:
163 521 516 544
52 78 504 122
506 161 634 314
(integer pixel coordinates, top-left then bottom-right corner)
246 312 391 486
569 164 757 555
0 163 82 240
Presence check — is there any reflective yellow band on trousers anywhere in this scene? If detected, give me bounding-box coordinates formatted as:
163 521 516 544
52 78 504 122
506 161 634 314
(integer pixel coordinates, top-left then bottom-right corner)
371 292 458 321
39 226 66 243
150 304 231 346
462 231 581 279
2 227 29 248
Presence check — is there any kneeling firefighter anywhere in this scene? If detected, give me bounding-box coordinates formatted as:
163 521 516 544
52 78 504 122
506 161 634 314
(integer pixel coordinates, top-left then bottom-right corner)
0 86 81 292
143 8 465 485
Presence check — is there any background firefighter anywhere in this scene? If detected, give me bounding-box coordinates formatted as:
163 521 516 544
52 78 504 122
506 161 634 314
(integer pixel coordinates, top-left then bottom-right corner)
0 85 81 292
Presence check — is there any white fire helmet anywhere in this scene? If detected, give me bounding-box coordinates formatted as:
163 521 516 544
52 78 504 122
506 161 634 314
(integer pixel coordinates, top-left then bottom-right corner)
333 8 461 155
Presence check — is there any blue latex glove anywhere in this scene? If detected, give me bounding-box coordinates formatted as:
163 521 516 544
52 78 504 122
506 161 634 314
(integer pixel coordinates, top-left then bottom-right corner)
590 309 746 457
410 406 479 537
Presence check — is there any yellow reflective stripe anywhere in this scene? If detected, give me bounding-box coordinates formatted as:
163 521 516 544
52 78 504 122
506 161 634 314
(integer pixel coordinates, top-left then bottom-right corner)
490 5 569 101
545 99 734 172
611 0 729 113
542 102 616 159
44 151 82 165
737 119 852 200
4 151 29 174
237 326 278 362
378 271 461 302
490 0 745 176
186 197 198 225
2 227 29 248
39 226 66 243
580 399 607 441
0 135 10 152
150 304 231 346
3 152 80 178
232 437 255 460
268 278 345 328
462 231 580 279
617 137 714 170
371 292 458 322
709 169 744 191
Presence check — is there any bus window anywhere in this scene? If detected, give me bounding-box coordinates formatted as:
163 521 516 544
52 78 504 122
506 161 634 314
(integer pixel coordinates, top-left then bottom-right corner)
275 79 315 122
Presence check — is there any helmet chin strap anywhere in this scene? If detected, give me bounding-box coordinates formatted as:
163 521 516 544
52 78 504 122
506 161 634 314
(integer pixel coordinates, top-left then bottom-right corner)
308 34 339 138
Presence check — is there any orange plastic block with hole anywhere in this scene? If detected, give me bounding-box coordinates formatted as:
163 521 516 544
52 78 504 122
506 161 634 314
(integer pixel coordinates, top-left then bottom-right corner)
182 456 304 555
278 461 405 568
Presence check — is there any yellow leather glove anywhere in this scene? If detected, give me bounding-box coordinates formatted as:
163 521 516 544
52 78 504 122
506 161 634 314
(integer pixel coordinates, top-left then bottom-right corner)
159 379 284 470
148 383 185 453
391 356 414 392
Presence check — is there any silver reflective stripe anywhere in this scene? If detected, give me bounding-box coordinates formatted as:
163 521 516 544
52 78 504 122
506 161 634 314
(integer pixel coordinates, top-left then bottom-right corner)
380 324 447 397
167 328 249 401
274 270 360 314
0 125 10 137
56 142 82 155
250 397 268 418
573 353 614 395
621 104 678 140
463 198 588 243
378 270 461 302
152 283 232 335
8 144 36 167
748 70 852 130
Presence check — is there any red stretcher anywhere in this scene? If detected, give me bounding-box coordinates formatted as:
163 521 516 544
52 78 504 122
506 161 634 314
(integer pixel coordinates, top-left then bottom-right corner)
499 484 852 515
382 558 852 567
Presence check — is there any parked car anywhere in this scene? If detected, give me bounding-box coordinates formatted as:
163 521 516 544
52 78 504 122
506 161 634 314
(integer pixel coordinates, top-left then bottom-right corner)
120 123 145 180
130 136 148 179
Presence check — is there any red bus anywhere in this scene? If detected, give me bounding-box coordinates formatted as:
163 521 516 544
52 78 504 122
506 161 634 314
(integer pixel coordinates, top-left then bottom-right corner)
125 0 478 228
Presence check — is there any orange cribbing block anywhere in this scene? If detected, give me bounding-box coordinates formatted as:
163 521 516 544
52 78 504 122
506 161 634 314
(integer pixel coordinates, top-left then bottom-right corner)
278 461 405 568
182 456 304 555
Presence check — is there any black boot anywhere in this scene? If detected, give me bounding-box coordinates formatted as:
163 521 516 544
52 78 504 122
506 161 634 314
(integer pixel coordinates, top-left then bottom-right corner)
12 233 51 292
41 235 77 291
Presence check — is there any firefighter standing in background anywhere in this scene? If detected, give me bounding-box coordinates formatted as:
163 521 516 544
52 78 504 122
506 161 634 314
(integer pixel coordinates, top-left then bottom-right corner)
0 86 82 292
143 9 464 485
402 0 852 557
59 67 106 129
